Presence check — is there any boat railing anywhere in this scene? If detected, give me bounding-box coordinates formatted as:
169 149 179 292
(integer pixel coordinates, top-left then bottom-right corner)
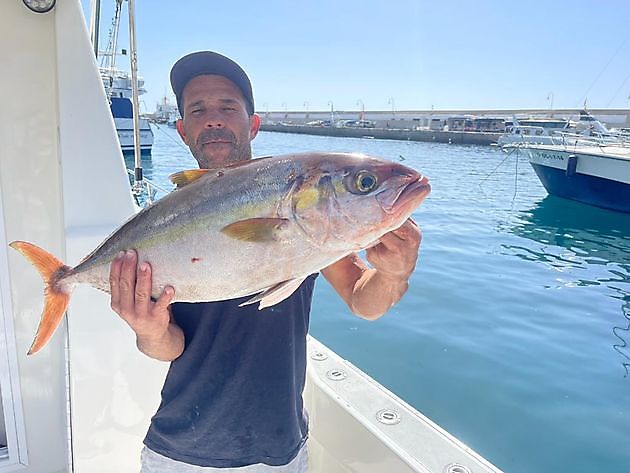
505 125 551 137
549 130 630 149
126 169 170 206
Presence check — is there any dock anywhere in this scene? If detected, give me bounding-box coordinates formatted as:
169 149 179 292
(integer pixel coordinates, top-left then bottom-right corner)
260 123 502 146
258 108 630 146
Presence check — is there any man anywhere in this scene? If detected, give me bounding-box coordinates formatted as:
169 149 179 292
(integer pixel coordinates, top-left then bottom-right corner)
109 51 421 472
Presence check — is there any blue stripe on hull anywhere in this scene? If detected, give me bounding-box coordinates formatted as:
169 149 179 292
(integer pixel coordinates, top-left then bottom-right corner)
530 163 630 213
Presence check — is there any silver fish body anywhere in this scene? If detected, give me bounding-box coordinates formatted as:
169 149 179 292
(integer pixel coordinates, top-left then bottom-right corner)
10 151 430 354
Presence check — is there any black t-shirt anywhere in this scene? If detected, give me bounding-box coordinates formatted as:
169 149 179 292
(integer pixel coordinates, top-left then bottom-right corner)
144 274 317 468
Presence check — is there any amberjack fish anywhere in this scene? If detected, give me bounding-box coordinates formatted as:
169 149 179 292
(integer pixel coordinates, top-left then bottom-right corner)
10 152 430 354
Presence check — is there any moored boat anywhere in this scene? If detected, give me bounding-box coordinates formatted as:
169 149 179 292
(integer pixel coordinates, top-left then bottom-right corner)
497 117 569 147
100 68 154 154
519 142 630 213
97 0 153 155
498 111 624 149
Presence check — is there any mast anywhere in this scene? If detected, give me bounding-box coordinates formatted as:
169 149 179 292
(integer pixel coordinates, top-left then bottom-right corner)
109 1 123 82
127 0 144 192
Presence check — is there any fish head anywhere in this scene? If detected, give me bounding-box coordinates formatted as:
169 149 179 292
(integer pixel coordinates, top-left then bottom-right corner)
289 153 430 250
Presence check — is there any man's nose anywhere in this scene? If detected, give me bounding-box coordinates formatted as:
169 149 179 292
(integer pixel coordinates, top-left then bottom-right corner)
203 111 224 128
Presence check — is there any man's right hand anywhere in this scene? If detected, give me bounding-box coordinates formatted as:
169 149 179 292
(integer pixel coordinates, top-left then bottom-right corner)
109 249 184 361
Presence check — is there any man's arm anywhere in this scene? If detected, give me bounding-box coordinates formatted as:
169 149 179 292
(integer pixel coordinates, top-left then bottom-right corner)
109 249 184 361
322 219 422 320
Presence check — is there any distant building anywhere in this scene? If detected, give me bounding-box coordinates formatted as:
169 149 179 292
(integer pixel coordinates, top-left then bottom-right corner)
447 116 504 132
471 117 505 132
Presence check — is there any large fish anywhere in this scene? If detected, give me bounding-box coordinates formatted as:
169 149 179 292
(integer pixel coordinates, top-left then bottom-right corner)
11 152 430 354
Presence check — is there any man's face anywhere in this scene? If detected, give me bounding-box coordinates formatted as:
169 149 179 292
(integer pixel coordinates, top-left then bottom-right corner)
176 74 261 169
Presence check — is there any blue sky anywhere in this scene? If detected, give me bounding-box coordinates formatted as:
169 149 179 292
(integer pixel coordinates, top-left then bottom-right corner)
82 1 630 113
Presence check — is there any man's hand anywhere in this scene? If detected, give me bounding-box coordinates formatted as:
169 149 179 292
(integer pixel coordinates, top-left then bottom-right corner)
365 218 422 281
322 218 422 319
109 249 184 361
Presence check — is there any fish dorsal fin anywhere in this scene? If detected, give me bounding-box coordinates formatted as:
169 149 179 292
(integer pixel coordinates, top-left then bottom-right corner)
221 218 289 242
239 276 307 309
169 169 211 188
168 156 275 188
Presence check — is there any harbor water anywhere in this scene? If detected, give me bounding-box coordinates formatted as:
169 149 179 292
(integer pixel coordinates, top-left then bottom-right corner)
136 125 630 473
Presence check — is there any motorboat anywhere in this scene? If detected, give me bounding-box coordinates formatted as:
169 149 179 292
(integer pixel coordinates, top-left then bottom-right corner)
0 1 502 472
497 117 569 147
518 142 630 213
498 112 623 149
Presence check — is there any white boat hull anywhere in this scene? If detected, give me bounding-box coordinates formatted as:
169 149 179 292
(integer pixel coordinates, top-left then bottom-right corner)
114 117 154 154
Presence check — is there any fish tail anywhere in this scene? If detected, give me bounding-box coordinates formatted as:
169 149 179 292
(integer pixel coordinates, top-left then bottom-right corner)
9 241 72 355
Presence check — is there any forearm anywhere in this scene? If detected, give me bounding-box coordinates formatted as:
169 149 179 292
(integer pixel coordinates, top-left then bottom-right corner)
349 267 409 320
136 322 185 361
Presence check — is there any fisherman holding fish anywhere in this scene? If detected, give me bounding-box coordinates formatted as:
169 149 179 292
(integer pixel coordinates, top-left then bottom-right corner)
10 51 427 473
114 51 424 473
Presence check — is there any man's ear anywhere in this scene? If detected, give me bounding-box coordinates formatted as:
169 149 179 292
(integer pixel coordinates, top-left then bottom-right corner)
176 118 189 145
249 113 262 140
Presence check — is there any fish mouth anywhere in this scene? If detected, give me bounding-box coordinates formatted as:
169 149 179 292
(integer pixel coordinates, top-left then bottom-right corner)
376 174 431 214
396 175 431 208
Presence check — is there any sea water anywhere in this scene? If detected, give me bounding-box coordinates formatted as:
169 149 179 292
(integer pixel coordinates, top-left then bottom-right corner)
136 125 630 473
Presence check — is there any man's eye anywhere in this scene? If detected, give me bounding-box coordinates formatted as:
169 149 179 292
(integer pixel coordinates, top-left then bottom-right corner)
223 107 237 112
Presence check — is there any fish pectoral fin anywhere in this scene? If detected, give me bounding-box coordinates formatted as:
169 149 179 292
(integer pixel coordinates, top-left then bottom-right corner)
221 218 289 242
169 169 211 188
239 277 307 310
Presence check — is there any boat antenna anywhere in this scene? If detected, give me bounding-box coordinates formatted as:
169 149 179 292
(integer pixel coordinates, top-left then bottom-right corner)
127 0 143 194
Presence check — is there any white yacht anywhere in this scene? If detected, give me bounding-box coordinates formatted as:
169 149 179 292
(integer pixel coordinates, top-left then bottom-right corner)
498 111 622 149
100 67 154 155
0 1 502 472
497 117 570 147
98 0 153 155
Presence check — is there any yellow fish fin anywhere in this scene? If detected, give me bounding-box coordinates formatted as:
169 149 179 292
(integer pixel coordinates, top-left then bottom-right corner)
169 169 211 188
169 156 276 188
221 218 289 242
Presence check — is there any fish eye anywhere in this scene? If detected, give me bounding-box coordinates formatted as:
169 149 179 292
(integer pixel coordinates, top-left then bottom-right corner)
355 171 377 193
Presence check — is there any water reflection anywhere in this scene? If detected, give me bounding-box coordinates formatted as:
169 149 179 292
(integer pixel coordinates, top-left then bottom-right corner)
124 154 155 181
506 195 630 270
613 298 630 376
505 195 630 374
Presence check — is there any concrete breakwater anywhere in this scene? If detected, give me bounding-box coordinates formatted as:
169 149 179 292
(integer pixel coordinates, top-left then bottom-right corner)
260 124 502 146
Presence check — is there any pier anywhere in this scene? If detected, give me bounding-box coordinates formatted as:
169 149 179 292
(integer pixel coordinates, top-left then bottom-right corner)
258 108 630 146
260 123 502 145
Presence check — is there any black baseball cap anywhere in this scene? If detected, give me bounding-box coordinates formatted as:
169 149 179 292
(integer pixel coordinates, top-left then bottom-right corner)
170 51 255 116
